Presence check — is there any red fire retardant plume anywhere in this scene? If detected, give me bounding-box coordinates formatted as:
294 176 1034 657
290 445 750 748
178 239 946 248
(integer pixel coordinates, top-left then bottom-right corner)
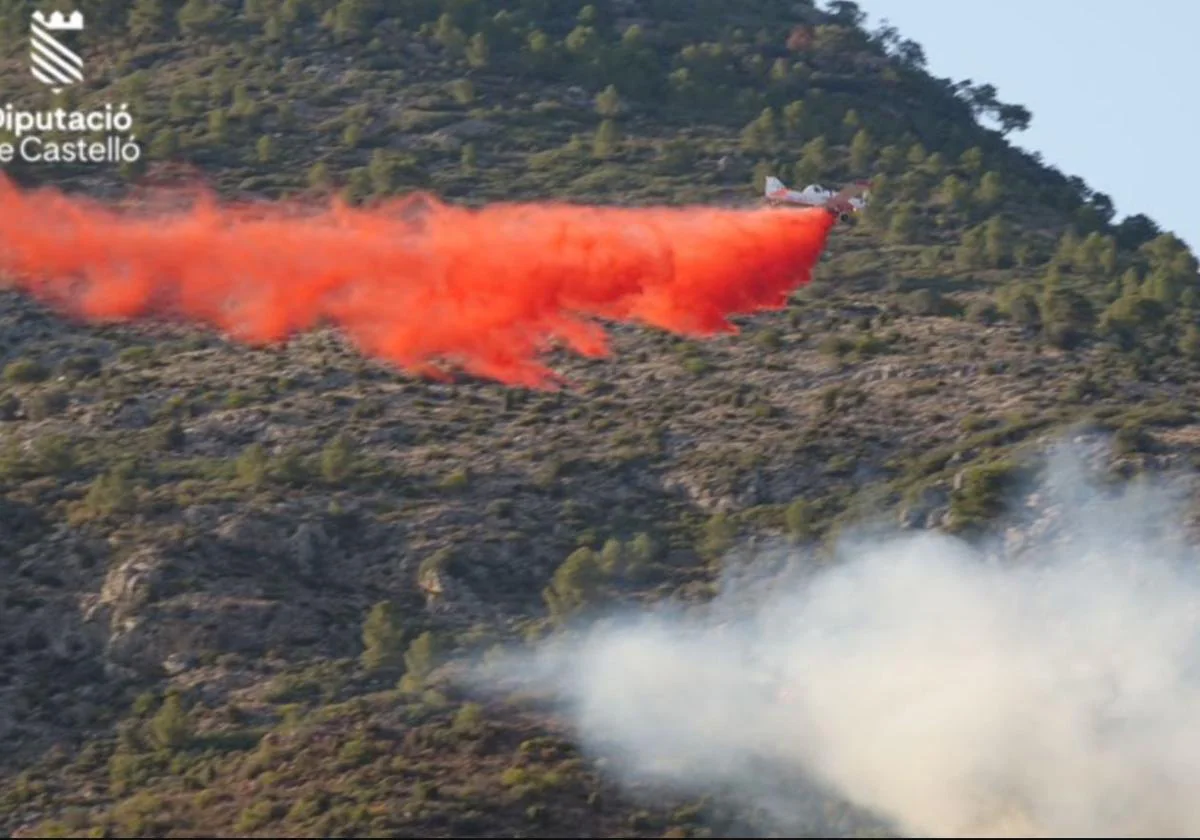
0 176 835 388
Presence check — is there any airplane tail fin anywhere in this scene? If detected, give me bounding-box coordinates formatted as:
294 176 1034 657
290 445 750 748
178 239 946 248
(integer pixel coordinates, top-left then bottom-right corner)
764 176 786 198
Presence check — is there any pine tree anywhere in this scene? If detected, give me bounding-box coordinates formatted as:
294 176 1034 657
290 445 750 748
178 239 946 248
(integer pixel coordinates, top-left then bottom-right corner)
849 129 873 176
592 119 618 159
466 32 490 68
595 85 621 118
361 601 405 671
149 693 191 750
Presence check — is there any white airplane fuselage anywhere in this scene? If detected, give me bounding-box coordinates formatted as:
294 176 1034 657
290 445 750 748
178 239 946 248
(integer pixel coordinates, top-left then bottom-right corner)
767 182 867 211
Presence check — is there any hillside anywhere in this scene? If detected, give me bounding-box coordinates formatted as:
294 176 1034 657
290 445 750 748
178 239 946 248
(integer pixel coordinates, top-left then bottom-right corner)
2 0 1200 837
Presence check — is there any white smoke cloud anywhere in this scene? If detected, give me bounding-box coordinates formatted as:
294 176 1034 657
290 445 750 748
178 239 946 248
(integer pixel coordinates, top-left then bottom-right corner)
471 442 1200 837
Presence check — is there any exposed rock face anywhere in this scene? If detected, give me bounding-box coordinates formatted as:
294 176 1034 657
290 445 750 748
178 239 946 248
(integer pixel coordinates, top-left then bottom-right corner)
97 547 166 622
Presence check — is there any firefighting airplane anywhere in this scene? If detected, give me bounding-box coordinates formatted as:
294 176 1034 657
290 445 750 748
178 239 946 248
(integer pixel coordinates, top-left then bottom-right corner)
763 176 870 222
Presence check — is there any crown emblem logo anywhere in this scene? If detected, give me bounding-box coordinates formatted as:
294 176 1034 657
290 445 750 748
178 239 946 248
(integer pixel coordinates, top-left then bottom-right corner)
29 9 85 93
33 10 84 30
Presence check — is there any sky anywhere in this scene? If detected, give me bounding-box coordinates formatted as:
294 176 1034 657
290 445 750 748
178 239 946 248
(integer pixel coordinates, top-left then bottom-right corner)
853 0 1198 252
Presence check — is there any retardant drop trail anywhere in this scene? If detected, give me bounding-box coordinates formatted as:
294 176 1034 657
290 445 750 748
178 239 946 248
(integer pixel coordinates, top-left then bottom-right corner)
0 175 835 388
